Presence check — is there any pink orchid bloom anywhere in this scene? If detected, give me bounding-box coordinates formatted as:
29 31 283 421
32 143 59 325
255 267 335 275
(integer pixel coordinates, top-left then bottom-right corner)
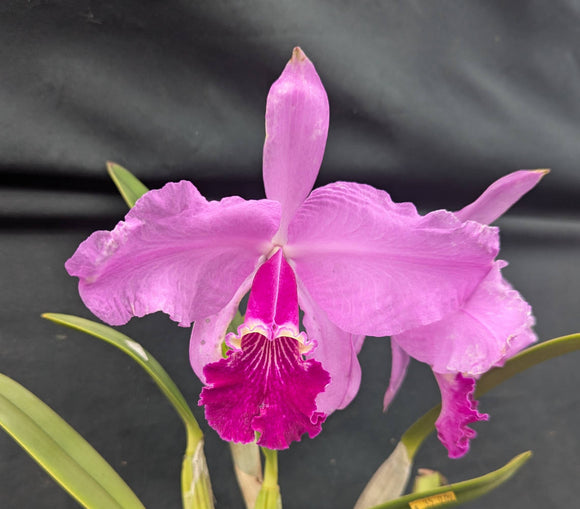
384 170 547 458
65 48 500 449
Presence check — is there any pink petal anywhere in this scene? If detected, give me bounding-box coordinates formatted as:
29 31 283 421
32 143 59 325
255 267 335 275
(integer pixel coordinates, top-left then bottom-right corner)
455 170 549 224
298 284 363 414
434 372 489 459
353 335 366 354
200 332 329 449
263 47 329 239
393 262 537 376
383 341 410 412
189 272 254 383
244 250 301 338
286 182 499 336
65 181 280 326
498 322 537 366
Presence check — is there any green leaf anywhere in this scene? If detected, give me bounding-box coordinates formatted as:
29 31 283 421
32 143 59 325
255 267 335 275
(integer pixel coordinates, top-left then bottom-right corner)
107 162 149 208
42 313 214 509
476 332 580 396
402 332 580 459
43 313 201 440
0 373 145 509
356 333 579 508
367 451 532 509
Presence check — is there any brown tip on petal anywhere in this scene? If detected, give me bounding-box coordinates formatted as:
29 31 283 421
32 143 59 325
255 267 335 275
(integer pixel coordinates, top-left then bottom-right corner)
291 47 307 63
533 168 551 176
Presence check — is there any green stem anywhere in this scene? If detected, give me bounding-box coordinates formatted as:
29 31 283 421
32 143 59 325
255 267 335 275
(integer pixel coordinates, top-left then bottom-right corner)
262 448 278 489
253 448 281 509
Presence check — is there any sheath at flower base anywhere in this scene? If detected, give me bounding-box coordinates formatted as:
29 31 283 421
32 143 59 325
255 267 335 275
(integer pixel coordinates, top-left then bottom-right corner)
65 47 500 449
384 170 547 458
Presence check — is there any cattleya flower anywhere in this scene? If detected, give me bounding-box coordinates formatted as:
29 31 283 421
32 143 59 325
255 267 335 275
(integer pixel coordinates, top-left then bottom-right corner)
66 48 500 449
384 170 547 458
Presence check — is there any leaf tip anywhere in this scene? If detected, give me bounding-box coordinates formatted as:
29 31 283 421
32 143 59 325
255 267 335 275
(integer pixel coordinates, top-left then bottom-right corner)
106 161 120 174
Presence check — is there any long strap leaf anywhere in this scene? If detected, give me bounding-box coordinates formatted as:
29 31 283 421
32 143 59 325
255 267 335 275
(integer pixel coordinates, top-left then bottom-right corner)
43 313 214 509
0 373 146 509
367 451 531 509
107 162 149 208
43 313 202 439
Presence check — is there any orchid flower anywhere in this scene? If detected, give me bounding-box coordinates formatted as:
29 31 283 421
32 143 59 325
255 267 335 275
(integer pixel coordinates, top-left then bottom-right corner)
384 170 548 458
65 48 500 449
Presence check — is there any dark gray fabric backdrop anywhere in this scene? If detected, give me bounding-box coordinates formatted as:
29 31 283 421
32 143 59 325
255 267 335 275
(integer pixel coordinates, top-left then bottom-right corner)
1 1 579 508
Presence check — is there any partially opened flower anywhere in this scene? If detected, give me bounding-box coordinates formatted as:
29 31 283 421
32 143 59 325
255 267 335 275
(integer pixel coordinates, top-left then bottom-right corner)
383 170 547 458
66 48 499 449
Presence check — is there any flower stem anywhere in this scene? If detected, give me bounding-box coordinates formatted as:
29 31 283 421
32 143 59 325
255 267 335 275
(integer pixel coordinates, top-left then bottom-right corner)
253 448 282 509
